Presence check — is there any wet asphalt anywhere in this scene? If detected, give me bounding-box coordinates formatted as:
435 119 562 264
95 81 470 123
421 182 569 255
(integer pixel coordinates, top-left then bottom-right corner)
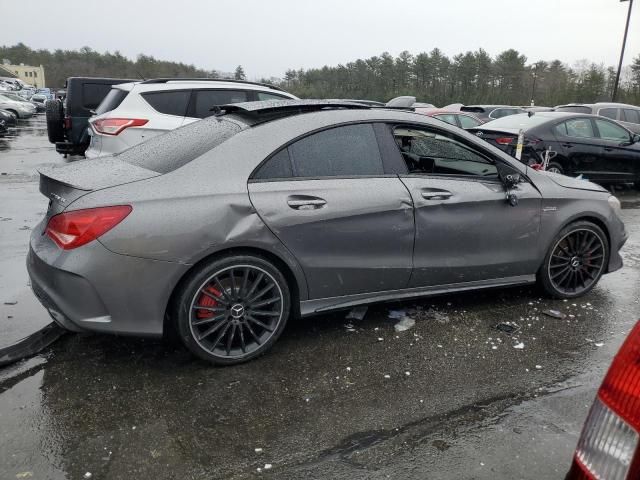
0 116 639 479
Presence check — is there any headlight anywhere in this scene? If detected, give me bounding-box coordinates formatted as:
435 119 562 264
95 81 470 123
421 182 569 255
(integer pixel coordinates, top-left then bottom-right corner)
608 195 622 217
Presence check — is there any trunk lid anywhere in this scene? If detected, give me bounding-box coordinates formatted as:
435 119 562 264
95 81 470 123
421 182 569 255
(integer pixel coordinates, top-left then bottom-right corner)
470 128 542 165
39 157 159 215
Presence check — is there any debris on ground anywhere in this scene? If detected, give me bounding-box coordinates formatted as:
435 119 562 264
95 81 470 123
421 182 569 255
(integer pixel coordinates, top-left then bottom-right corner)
535 365 543 370
495 322 520 335
264 464 273 470
3 301 17 305
594 342 604 347
394 316 416 332
513 342 525 349
388 309 406 319
383 374 391 379
346 306 368 320
543 309 566 319
255 448 263 453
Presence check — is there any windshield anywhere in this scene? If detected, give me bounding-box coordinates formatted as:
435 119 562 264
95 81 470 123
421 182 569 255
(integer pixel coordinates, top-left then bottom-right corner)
555 105 591 114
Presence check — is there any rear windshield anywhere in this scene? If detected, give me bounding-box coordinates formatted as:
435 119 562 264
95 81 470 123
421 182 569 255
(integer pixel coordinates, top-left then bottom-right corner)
95 88 129 115
460 106 485 113
555 106 591 114
480 113 551 129
116 115 245 174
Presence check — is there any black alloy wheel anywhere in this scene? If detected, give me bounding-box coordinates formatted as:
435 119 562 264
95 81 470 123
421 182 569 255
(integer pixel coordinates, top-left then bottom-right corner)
176 255 290 365
539 221 609 298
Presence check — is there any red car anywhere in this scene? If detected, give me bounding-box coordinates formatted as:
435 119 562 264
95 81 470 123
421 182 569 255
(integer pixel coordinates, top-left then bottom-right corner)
567 320 640 479
414 108 484 130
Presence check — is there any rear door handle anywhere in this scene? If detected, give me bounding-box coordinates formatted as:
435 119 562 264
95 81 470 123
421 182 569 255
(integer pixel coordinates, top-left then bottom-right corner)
421 190 453 200
287 196 327 210
604 147 614 152
561 143 574 149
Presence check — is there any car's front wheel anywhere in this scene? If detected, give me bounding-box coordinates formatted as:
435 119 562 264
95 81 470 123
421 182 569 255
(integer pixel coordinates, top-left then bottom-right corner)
546 162 563 174
538 221 609 298
175 254 291 365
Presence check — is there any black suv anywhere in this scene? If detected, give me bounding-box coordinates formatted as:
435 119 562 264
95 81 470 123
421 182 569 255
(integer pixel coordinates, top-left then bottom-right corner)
46 77 137 156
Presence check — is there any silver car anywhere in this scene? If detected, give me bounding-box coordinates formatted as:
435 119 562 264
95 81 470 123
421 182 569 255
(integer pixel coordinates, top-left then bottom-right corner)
28 100 627 365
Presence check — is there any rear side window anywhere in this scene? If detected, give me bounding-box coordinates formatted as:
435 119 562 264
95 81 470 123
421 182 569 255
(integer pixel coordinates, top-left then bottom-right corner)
555 118 595 138
255 124 384 179
289 124 383 178
95 88 128 115
257 92 289 101
599 108 618 120
142 90 190 116
82 83 114 109
623 109 640 124
254 148 293 179
393 126 498 177
192 90 249 118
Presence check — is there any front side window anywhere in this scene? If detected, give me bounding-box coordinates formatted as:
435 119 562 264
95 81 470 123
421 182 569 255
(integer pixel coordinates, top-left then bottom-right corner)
254 124 384 179
192 90 249 118
599 108 618 120
393 126 498 177
555 118 595 138
142 90 190 117
458 115 482 129
595 119 630 141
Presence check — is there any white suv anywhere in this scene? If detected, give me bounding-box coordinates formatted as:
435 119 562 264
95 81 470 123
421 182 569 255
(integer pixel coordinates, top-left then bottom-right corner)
85 79 298 158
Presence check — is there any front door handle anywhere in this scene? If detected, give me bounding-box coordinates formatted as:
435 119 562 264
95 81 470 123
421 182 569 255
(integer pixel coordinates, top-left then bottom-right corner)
421 190 452 200
561 143 574 149
287 196 327 210
604 147 614 152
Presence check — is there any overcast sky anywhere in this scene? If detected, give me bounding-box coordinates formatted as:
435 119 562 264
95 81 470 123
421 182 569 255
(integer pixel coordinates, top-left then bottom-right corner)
2 0 638 78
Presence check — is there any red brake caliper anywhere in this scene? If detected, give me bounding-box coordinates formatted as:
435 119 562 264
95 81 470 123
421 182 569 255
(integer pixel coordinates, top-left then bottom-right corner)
195 286 222 319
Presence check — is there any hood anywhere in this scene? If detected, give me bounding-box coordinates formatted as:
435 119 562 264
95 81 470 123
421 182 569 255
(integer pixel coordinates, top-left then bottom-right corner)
542 171 608 193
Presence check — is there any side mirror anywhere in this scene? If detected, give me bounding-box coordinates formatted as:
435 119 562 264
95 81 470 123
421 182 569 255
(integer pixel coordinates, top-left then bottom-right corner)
502 173 521 189
632 134 640 144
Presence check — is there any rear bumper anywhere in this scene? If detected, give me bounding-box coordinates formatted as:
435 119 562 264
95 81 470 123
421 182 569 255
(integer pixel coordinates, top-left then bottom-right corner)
27 222 189 337
55 141 87 156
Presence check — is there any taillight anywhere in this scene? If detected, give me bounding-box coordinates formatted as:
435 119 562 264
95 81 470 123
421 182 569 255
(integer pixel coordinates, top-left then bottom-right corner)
495 137 514 145
92 118 148 136
568 321 640 480
45 205 132 250
64 116 71 130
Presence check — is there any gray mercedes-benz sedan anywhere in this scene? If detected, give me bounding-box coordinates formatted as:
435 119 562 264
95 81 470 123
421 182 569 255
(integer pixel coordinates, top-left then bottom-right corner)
27 100 627 365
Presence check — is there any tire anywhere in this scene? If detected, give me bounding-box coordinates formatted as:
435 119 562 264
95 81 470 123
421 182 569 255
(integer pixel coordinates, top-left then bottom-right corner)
45 99 65 144
174 254 291 365
538 221 609 299
546 162 563 175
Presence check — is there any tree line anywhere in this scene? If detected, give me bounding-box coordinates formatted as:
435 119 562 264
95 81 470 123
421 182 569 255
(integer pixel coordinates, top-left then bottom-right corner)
2 43 639 107
281 49 640 107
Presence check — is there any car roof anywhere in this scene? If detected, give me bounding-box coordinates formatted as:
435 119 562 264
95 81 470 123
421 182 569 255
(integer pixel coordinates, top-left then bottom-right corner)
117 79 291 95
556 102 639 109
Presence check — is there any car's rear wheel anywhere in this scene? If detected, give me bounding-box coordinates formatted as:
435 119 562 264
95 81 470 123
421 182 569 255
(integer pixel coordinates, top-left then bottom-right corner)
45 99 65 144
538 221 609 298
546 162 563 174
175 254 291 365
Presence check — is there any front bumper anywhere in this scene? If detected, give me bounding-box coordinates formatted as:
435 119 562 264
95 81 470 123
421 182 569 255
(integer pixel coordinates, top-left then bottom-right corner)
27 222 189 337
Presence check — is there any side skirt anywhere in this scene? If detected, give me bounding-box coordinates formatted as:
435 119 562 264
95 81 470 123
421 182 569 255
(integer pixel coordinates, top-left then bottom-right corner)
299 275 536 316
